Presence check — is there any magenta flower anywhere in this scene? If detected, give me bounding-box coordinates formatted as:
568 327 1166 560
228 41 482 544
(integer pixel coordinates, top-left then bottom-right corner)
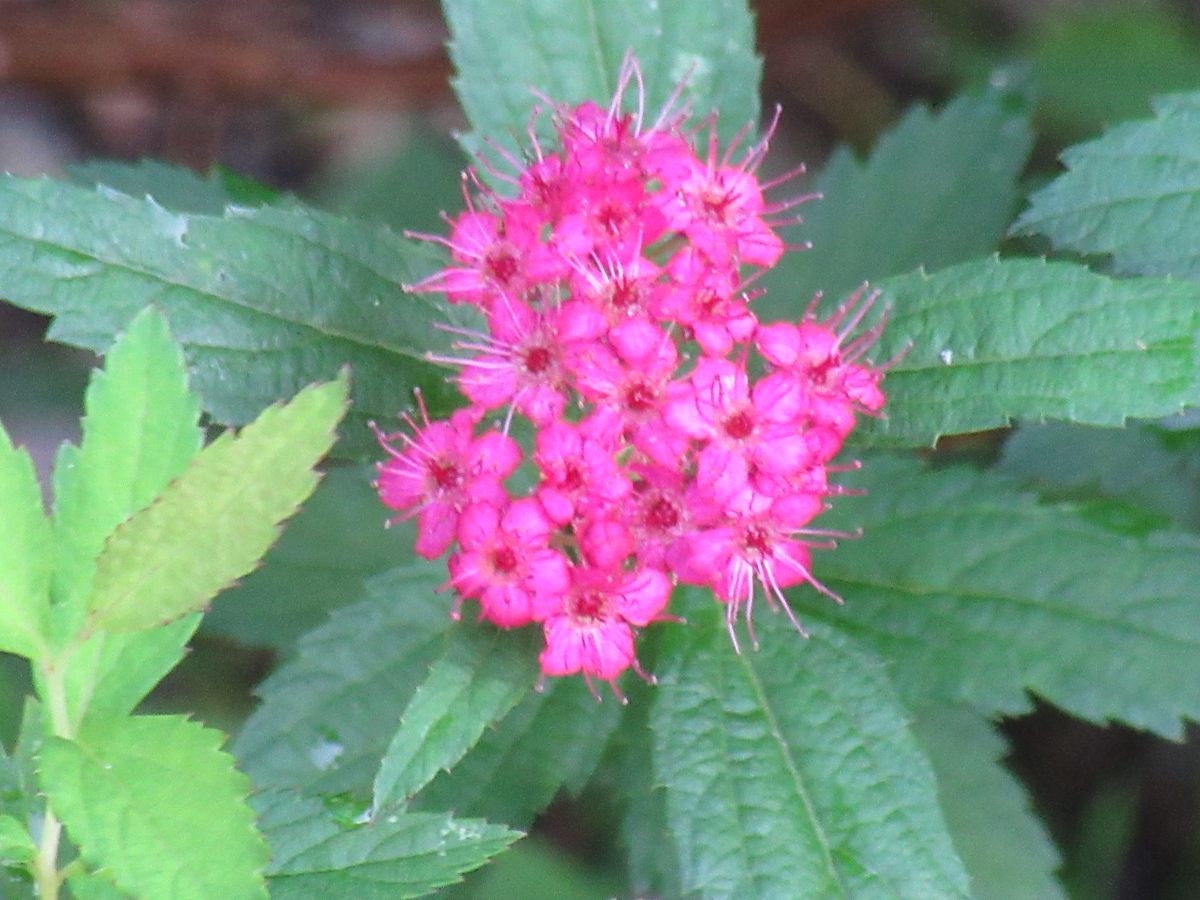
448 498 571 628
380 55 890 685
539 565 671 685
375 407 521 560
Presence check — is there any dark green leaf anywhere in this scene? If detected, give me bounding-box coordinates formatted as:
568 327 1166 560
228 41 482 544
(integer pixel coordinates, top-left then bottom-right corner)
913 705 1063 900
999 420 1200 531
860 257 1200 446
610 678 681 897
1026 8 1200 141
315 129 463 235
233 563 452 796
372 628 537 810
652 597 969 897
760 86 1033 318
1013 90 1200 279
0 175 461 456
444 0 760 161
805 455 1200 737
41 716 269 900
258 792 519 899
412 675 621 829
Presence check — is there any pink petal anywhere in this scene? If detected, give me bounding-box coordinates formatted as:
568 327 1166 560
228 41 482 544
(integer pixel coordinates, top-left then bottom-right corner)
617 567 672 626
415 502 458 559
480 583 534 628
539 617 586 676
457 501 501 550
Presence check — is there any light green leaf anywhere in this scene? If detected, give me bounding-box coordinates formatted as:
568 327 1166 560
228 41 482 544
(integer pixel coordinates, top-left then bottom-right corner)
372 628 537 811
258 792 520 899
68 159 279 215
444 0 760 161
40 715 269 900
0 814 36 865
859 257 1200 446
66 617 200 728
760 86 1033 318
66 871 133 900
51 306 202 629
0 424 51 658
87 374 348 633
412 675 621 829
652 599 970 898
1013 90 1200 279
805 455 1200 737
0 175 461 454
233 563 451 796
913 705 1063 900
204 466 415 649
47 307 203 730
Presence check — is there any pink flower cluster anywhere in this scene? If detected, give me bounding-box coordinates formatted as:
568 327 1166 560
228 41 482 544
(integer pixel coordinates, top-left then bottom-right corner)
376 65 887 695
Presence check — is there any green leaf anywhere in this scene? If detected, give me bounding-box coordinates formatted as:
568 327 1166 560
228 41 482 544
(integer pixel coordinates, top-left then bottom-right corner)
1013 90 1200 279
87 374 348 633
610 678 681 897
0 175 461 454
445 836 623 900
40 715 269 900
66 871 133 900
204 466 415 649
68 159 278 215
1026 8 1200 141
0 814 36 865
444 0 761 160
412 675 621 829
258 792 520 899
315 129 463 235
999 420 1200 531
67 617 200 728
51 306 202 628
652 598 969 898
0 423 51 658
806 455 1200 737
372 628 537 811
760 86 1033 318
913 705 1063 900
859 257 1200 446
234 563 451 796
47 307 203 730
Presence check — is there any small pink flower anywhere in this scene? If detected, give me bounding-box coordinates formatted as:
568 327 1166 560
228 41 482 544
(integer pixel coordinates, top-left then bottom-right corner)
434 298 577 427
539 565 671 684
664 358 812 501
449 498 571 628
678 490 835 650
534 418 631 525
375 407 520 559
405 204 560 309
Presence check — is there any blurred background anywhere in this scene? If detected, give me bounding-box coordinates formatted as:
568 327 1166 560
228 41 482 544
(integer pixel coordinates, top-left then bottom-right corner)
2 0 1200 897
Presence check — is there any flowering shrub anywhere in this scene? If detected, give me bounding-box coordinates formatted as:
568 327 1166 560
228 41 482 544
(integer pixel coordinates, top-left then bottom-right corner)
1 1 1200 897
375 65 888 688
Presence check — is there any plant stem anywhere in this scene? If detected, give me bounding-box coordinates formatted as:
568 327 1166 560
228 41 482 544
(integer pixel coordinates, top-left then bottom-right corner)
34 808 63 899
32 658 74 900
